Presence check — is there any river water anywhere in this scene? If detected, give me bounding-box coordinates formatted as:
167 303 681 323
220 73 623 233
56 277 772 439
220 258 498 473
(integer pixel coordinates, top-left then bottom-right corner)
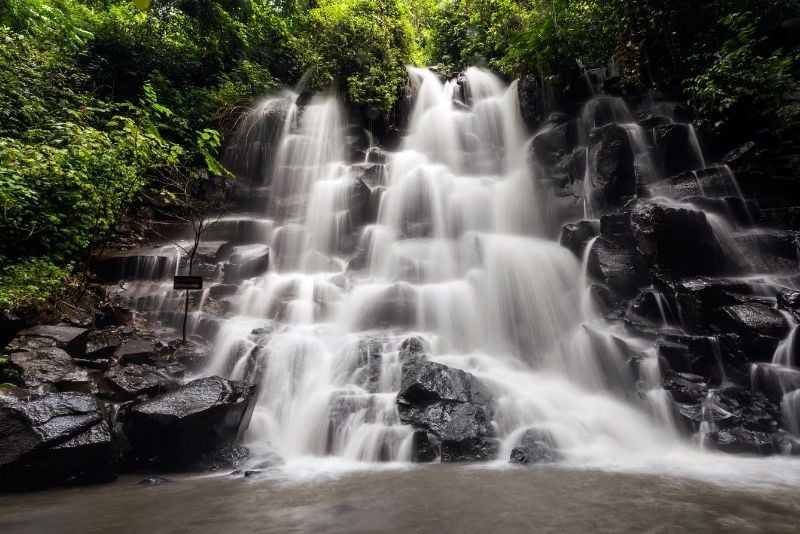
2 463 800 533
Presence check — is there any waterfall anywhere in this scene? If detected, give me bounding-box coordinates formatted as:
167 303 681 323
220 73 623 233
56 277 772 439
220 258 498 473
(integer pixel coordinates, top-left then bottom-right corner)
199 67 682 465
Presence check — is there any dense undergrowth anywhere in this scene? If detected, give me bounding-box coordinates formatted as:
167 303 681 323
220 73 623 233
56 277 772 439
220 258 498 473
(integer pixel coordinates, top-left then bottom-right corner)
0 0 798 312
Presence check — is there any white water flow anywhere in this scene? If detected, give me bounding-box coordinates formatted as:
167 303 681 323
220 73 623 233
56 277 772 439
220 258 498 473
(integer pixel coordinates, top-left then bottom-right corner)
204 67 680 466
205 67 800 474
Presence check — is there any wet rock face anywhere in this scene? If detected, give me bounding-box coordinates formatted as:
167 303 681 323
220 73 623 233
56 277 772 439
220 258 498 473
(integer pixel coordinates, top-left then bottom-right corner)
0 392 116 490
398 360 489 406
531 123 570 167
709 428 776 455
630 199 728 276
15 325 89 358
778 288 800 321
123 376 256 468
509 429 561 465
7 348 97 394
586 237 651 299
397 360 496 462
104 364 179 401
751 364 800 403
653 123 704 175
588 123 636 206
715 304 789 341
560 220 600 257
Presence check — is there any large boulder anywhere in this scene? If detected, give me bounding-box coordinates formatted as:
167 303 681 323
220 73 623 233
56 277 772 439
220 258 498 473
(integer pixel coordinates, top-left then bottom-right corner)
6 348 97 394
114 338 159 365
656 334 747 385
586 237 651 299
708 428 776 455
397 360 496 462
668 277 761 333
509 428 561 464
653 123 705 175
630 199 729 276
85 330 123 359
14 325 89 358
588 123 636 206
123 376 256 468
712 304 790 362
0 391 116 490
714 303 789 340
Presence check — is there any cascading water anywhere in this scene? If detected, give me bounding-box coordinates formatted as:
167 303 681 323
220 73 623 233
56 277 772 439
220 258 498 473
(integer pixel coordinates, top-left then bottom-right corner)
206 67 679 466
109 66 800 482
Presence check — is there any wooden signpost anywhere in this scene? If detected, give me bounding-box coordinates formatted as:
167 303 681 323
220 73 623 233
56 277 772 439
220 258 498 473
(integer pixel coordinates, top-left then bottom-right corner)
173 275 203 290
174 275 203 342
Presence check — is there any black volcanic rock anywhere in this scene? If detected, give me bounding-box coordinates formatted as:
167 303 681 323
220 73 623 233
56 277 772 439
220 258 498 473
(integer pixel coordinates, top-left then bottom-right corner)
103 364 179 401
7 348 97 394
630 199 729 276
0 392 116 490
653 123 705 175
124 376 256 468
532 122 569 167
17 325 89 358
714 303 789 340
397 360 495 462
586 237 651 298
509 428 560 464
778 288 800 321
588 123 636 206
560 220 600 257
709 428 775 455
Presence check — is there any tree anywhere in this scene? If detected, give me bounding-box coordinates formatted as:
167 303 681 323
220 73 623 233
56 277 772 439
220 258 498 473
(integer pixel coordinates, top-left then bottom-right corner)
150 129 233 343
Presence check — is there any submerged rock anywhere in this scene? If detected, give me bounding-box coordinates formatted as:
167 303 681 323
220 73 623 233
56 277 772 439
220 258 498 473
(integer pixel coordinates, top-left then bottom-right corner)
509 428 561 465
709 428 776 455
0 391 116 490
123 376 256 468
138 476 173 485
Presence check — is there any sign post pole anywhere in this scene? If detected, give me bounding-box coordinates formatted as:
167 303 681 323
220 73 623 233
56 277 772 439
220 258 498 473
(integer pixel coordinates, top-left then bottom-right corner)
173 276 203 343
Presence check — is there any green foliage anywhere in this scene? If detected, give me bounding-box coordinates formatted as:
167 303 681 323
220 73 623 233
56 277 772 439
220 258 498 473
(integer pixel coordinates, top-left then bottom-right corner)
0 259 72 313
296 0 422 115
688 12 800 137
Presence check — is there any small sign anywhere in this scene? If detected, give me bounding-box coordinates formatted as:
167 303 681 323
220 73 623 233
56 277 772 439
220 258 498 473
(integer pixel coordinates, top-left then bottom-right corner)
173 275 203 290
